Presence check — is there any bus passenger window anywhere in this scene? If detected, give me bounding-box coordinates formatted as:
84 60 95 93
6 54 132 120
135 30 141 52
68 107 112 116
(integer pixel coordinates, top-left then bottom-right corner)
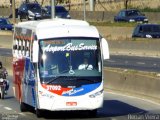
26 41 30 57
13 39 18 57
24 40 27 56
18 40 22 55
22 40 25 56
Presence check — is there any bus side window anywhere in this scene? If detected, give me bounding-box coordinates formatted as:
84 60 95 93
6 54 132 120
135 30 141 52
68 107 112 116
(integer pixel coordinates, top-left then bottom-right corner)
30 40 34 61
26 40 30 57
13 38 18 57
18 39 22 56
22 40 25 56
24 40 27 56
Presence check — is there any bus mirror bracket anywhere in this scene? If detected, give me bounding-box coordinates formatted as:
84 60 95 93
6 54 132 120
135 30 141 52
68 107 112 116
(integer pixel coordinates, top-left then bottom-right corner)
32 41 39 63
101 38 110 60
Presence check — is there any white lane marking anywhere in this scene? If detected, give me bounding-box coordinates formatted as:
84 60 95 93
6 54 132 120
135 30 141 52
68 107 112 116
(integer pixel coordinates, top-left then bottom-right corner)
4 107 12 110
19 112 26 116
137 62 145 65
107 60 115 63
106 91 160 106
153 63 157 66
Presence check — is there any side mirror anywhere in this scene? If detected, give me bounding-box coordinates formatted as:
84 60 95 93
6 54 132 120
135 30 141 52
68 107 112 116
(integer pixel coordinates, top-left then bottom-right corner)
101 38 110 60
32 41 39 63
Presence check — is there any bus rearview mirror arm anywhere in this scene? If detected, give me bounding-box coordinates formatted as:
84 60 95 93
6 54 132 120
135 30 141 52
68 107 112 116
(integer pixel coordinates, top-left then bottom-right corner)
32 41 39 63
101 38 110 60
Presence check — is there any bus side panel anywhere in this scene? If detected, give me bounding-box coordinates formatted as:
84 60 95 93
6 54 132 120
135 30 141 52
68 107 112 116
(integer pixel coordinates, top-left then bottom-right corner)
13 58 25 102
22 58 36 107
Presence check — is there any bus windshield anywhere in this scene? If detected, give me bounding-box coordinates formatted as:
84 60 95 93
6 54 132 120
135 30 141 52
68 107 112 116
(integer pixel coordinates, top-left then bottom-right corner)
39 37 102 83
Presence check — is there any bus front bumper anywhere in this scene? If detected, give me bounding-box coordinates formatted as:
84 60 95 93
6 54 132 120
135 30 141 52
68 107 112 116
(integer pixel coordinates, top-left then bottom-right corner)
38 94 103 111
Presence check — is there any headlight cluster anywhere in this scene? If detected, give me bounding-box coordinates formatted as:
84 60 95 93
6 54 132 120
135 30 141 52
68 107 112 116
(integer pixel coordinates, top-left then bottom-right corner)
144 18 148 21
89 89 103 98
129 19 135 22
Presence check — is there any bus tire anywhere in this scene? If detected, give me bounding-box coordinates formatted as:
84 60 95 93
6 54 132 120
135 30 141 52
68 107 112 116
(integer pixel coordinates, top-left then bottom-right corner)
20 102 27 112
36 109 42 118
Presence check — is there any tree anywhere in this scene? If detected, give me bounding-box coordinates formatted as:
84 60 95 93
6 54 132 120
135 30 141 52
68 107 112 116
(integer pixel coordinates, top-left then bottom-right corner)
41 0 44 6
124 0 131 9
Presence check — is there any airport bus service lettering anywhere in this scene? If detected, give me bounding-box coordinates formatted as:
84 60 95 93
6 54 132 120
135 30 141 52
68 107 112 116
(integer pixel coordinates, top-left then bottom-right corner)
43 43 97 53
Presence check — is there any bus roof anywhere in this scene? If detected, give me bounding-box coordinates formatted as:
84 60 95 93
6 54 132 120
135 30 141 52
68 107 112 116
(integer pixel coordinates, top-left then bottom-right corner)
15 19 100 39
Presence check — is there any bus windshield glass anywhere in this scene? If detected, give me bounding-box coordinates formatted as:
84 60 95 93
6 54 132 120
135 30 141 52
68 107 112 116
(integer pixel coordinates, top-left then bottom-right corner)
39 37 102 83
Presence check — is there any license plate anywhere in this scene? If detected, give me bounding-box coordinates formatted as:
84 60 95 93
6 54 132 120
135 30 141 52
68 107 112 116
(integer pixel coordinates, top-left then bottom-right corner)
66 102 77 106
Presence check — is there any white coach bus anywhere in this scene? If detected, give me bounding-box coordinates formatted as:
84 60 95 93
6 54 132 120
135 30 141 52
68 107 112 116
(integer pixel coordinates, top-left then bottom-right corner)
12 19 109 117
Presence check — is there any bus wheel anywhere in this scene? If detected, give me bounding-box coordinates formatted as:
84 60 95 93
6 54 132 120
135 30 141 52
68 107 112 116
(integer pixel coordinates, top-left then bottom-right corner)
20 102 27 112
36 109 42 118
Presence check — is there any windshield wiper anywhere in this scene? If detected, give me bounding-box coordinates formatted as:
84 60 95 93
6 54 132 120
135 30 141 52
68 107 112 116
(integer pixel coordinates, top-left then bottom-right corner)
46 76 66 84
73 77 95 83
45 69 74 84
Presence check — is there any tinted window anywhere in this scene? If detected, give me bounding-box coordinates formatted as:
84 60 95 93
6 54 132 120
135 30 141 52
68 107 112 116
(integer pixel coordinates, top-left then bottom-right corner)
152 25 160 32
118 11 125 17
126 10 141 16
19 4 26 10
46 6 67 13
142 26 152 32
27 4 41 11
55 7 67 12
133 26 140 34
0 19 7 25
141 25 160 32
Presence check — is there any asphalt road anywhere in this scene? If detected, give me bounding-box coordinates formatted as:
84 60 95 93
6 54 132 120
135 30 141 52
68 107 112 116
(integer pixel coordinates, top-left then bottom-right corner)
0 48 11 57
105 55 160 72
0 76 160 120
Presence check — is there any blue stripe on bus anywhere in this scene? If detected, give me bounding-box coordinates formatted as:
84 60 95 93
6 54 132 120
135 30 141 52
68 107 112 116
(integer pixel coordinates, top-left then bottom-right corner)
32 87 36 107
24 58 36 107
62 83 101 96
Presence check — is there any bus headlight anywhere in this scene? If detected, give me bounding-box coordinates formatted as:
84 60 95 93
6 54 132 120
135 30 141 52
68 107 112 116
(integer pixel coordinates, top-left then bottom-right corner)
89 89 103 98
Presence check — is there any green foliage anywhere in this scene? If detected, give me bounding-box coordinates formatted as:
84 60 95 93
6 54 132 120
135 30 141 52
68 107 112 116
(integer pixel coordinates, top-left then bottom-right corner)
89 21 137 27
140 6 160 12
128 5 160 12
